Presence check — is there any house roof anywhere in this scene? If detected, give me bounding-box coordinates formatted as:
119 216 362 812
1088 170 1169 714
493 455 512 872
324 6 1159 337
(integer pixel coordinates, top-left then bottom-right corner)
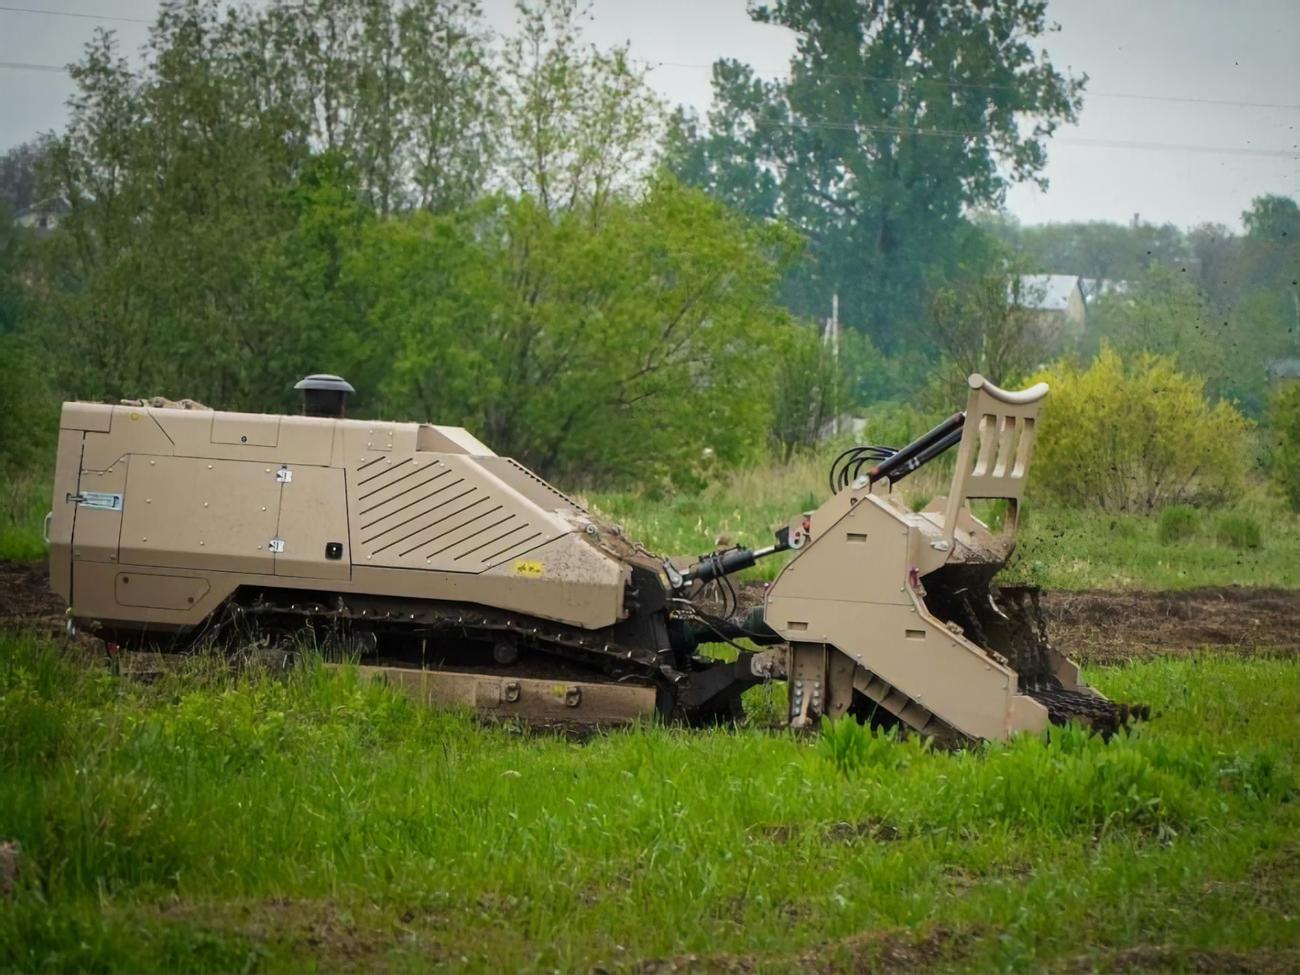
1015 274 1080 312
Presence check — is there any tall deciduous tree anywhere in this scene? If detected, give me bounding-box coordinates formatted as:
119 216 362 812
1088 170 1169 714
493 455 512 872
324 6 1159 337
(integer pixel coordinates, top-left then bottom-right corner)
349 179 800 481
499 0 663 216
669 0 1083 350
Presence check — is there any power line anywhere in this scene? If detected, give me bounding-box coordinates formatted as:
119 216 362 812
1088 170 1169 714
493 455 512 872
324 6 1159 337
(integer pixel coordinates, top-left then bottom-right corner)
1 55 1291 160
644 59 1300 112
726 113 1297 159
0 59 67 73
0 4 150 23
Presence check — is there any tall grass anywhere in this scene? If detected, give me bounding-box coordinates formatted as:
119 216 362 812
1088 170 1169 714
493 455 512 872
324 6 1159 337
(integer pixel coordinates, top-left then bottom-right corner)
587 457 1300 591
0 470 47 563
1 631 1296 972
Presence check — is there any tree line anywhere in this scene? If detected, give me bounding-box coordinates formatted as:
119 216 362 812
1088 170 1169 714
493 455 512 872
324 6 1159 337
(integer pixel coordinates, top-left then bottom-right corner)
0 0 1296 494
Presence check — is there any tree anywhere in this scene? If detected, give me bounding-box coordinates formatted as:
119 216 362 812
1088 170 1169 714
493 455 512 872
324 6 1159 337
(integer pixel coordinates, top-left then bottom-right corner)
499 0 662 217
1265 382 1300 512
769 323 847 460
1007 219 1187 285
1086 267 1219 379
669 0 1083 350
349 179 801 481
1030 348 1251 513
0 138 54 214
926 268 1053 394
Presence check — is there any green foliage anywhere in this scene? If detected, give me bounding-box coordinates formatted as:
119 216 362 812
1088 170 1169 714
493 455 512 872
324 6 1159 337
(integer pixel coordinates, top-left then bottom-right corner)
992 215 1187 285
4 0 805 485
1215 512 1263 550
818 716 910 777
1086 267 1220 380
1005 498 1300 591
983 202 1300 419
927 266 1054 392
1 632 1297 971
1266 382 1300 511
768 323 847 460
1030 348 1252 512
349 180 799 481
668 0 1084 349
1157 504 1198 544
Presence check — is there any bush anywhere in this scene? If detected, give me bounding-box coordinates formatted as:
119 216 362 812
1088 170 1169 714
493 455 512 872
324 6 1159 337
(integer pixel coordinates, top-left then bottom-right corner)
1030 348 1252 512
1157 504 1198 544
1265 382 1300 512
1215 512 1263 550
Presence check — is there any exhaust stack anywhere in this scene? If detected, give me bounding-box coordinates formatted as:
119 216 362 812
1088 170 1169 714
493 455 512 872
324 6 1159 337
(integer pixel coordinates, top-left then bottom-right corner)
295 374 354 418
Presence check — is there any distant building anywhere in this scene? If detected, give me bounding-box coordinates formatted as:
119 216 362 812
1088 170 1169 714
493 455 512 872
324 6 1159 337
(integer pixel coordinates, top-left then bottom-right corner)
1014 274 1087 340
13 197 68 234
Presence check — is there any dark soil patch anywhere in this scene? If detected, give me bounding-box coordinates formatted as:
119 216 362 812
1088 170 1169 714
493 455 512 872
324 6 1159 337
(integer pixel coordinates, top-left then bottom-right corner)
1042 587 1300 665
0 560 61 624
1068 945 1300 974
631 925 963 974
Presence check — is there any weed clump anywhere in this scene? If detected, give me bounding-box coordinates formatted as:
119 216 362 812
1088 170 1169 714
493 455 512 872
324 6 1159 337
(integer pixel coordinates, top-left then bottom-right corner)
1215 512 1263 550
1157 504 1198 544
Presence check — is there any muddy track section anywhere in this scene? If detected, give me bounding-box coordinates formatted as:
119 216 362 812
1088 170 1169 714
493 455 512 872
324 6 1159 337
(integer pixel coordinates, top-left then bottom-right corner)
4 561 1298 662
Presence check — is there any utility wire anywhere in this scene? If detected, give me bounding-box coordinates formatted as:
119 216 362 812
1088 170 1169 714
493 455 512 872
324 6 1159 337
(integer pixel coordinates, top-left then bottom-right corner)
0 4 150 23
2 54 1291 160
644 59 1300 112
0 59 66 72
4 4 1297 112
6 6 1295 111
726 113 1297 159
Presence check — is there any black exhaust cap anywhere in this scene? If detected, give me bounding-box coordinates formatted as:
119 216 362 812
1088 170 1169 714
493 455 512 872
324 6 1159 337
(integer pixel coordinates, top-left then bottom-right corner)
295 374 355 418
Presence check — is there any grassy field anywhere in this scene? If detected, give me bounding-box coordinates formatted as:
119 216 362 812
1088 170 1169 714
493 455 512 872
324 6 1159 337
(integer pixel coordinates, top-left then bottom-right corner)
587 458 1300 590
0 470 48 565
1 630 1297 973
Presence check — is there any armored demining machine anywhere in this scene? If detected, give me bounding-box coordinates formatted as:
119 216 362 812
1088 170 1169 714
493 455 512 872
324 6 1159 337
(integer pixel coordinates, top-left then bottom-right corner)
47 373 1134 742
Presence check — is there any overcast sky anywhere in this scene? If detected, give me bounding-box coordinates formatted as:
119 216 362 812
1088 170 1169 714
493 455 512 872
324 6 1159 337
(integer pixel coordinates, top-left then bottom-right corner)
1 0 1296 230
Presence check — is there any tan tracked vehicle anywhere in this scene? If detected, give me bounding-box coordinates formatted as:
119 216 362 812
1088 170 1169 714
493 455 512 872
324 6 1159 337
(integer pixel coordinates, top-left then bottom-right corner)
48 373 1129 740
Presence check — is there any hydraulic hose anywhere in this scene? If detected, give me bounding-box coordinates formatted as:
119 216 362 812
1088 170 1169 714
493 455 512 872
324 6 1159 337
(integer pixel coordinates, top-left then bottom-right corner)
866 411 965 484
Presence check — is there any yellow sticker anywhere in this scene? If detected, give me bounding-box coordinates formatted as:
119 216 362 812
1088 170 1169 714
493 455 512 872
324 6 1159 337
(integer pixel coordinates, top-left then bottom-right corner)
513 560 544 578
129 412 141 421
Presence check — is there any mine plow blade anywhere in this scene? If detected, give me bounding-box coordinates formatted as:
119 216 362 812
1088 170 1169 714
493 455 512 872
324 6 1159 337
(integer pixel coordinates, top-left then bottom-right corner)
762 374 1137 742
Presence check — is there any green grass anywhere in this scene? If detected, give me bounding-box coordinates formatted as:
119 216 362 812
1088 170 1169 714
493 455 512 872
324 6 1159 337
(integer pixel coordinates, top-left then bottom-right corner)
1 630 1297 973
587 458 1300 591
0 469 48 563
1004 501 1300 590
